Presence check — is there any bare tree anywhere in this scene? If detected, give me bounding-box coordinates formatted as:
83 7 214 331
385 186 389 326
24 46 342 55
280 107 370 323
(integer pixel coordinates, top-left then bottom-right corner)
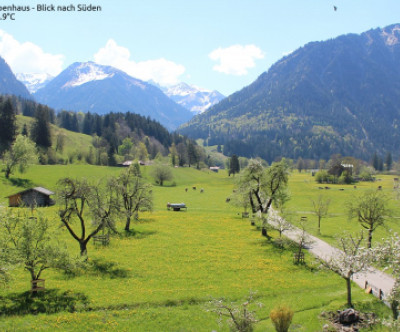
347 190 391 248
320 232 370 307
57 177 119 257
310 195 331 235
269 211 293 239
207 291 262 332
294 217 313 264
117 165 153 232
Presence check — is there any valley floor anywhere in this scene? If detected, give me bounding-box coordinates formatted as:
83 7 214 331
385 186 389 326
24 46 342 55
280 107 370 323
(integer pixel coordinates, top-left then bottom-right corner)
0 165 393 331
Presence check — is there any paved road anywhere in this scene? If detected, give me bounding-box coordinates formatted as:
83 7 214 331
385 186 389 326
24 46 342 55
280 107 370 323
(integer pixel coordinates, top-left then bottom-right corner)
268 210 396 303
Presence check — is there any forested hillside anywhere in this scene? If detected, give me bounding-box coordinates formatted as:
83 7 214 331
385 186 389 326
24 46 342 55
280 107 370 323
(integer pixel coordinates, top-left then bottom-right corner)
2 96 209 168
179 24 400 162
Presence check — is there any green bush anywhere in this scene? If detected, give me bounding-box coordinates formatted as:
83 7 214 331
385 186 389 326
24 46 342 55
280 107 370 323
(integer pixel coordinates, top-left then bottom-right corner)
315 170 336 184
338 171 353 184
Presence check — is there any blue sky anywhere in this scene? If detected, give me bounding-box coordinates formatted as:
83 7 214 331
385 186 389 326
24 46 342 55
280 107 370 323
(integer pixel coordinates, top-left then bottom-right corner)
0 0 399 95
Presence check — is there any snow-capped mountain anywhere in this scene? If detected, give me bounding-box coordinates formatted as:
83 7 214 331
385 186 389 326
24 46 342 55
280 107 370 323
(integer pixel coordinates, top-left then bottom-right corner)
34 62 193 130
160 82 225 114
16 73 54 93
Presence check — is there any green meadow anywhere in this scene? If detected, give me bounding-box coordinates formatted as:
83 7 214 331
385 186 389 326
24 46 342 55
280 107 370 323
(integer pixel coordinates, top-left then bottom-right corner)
0 165 393 331
286 171 400 247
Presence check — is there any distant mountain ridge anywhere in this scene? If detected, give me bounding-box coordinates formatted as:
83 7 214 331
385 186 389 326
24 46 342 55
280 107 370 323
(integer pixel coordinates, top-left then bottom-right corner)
0 57 31 99
179 24 400 161
16 73 54 93
33 62 193 130
160 82 225 114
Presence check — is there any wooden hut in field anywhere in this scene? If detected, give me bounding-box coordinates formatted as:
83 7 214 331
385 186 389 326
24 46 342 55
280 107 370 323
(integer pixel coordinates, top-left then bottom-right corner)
7 187 55 207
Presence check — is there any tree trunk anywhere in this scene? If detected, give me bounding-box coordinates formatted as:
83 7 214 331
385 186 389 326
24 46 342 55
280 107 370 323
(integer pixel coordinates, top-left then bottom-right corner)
261 227 268 237
391 299 399 320
31 278 39 296
318 216 321 235
79 241 88 257
30 270 39 296
125 216 131 232
346 277 353 308
249 193 256 213
5 167 11 179
368 229 373 249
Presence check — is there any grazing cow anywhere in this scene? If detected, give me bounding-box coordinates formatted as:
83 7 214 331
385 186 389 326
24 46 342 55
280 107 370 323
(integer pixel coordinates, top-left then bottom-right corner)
185 188 188 192
200 188 204 193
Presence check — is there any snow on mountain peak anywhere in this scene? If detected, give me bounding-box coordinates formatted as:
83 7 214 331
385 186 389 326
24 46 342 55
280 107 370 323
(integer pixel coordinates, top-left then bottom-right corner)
381 25 400 46
165 82 211 97
64 62 114 88
16 72 54 93
160 82 225 114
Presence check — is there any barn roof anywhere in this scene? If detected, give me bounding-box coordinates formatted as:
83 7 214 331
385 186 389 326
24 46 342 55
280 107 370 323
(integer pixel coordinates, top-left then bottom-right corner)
7 187 54 198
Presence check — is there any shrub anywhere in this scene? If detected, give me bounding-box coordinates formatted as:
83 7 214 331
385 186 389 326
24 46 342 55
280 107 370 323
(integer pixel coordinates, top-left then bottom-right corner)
207 292 262 332
270 305 294 332
359 166 375 181
315 170 335 184
338 171 353 184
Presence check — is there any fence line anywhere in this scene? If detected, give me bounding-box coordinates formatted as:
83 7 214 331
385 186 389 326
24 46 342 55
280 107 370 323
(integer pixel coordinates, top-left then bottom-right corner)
364 280 387 303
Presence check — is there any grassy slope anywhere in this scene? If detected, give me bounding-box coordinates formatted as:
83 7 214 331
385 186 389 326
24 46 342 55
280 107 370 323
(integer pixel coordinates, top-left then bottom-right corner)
0 166 391 331
16 114 93 160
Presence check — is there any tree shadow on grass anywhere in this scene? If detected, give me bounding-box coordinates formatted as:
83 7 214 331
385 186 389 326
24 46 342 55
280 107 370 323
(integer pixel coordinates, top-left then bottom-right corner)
88 258 130 279
0 289 89 316
4 177 34 188
60 257 131 280
249 235 319 271
136 218 157 224
122 229 157 239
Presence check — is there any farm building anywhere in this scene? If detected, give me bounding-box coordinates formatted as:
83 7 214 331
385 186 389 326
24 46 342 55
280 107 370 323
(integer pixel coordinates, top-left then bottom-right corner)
119 160 134 167
7 187 55 207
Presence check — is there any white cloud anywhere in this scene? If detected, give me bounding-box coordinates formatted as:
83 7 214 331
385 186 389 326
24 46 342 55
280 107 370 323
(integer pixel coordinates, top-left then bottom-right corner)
0 30 64 76
94 39 185 86
209 44 264 76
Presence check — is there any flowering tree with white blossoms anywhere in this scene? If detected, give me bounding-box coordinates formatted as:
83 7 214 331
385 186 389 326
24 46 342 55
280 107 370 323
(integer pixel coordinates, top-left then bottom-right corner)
320 232 371 308
372 234 400 321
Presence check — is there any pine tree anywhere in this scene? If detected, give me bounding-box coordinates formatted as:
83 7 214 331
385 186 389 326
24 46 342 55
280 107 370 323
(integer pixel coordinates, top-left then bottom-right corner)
378 157 384 172
0 98 17 154
229 154 240 176
31 105 52 149
385 152 393 171
21 124 28 136
83 112 93 135
372 152 379 171
187 142 198 167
